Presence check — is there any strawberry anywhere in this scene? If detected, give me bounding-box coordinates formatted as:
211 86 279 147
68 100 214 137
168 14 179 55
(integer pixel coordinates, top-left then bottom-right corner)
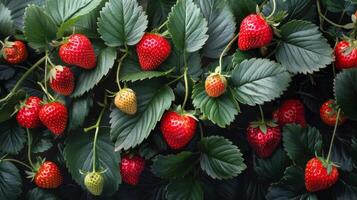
84 172 104 196
49 66 75 96
1 40 27 64
114 88 137 115
39 102 68 135
277 99 306 127
238 14 273 51
136 33 171 71
246 121 281 158
320 100 347 126
59 34 96 69
16 96 43 129
205 73 227 97
160 111 197 149
305 157 339 192
120 154 145 185
34 161 63 189
334 40 357 69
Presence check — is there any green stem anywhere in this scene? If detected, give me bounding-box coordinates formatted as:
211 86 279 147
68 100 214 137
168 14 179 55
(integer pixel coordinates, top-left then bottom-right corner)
37 82 55 101
217 33 239 73
199 122 204 139
157 20 168 32
0 56 46 103
116 47 128 91
258 105 265 123
44 53 49 94
2 159 32 170
26 129 35 168
316 0 348 29
182 51 189 109
326 109 341 162
166 74 184 86
266 0 276 19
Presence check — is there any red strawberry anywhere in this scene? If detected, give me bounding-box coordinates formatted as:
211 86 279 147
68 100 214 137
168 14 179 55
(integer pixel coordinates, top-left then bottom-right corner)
305 157 339 192
320 100 346 126
59 34 96 69
49 66 75 96
334 40 357 69
277 99 306 127
136 33 171 71
16 96 42 128
1 40 27 64
39 102 68 135
120 154 145 185
160 111 197 149
246 122 281 158
238 14 273 51
34 161 63 189
205 73 227 97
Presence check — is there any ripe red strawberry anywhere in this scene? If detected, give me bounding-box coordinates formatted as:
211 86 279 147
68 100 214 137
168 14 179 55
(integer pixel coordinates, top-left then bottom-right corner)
305 157 339 192
320 100 347 126
120 154 145 185
246 122 281 158
49 66 75 96
136 33 171 71
160 111 197 149
205 73 227 97
277 99 306 127
238 14 273 51
34 161 63 189
16 96 43 128
39 102 68 135
334 40 357 69
59 34 96 69
1 40 27 64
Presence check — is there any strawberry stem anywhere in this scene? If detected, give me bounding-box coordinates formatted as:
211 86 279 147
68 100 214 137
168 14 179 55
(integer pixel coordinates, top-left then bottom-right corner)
157 20 168 33
37 82 55 101
316 0 350 29
218 33 239 73
26 129 35 169
258 105 265 123
326 108 341 163
166 74 184 86
116 46 128 91
2 158 33 170
0 56 46 103
182 51 189 109
266 0 276 19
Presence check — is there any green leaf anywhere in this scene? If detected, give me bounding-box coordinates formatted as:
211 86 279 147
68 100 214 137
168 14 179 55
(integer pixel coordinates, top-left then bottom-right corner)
147 0 176 28
276 20 333 74
98 0 148 47
254 148 286 182
120 54 174 82
262 0 314 22
0 65 15 80
231 58 291 106
31 130 53 154
0 90 25 123
226 0 256 23
110 80 174 151
68 94 93 130
161 47 203 81
199 136 246 180
0 3 14 36
0 122 26 155
196 0 236 58
0 161 22 200
151 151 197 179
231 49 254 66
71 47 117 98
44 0 102 38
266 166 317 200
166 177 204 200
334 68 357 121
282 124 322 166
28 188 58 200
64 128 120 195
335 172 357 200
192 83 239 128
23 5 57 50
167 0 209 52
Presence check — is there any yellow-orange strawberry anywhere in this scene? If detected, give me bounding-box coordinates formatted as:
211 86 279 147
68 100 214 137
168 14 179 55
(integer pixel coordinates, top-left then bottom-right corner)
205 73 227 98
114 88 137 115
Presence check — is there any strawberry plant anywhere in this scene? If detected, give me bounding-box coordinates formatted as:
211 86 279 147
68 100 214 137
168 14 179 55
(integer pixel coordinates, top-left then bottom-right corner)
1 0 357 199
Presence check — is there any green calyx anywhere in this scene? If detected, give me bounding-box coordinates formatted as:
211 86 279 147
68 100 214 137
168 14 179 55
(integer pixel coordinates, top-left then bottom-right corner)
249 120 278 134
316 156 339 175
